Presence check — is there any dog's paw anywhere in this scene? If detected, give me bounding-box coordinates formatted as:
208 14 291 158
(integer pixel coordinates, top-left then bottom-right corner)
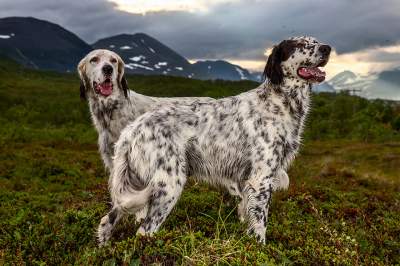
247 226 266 244
136 227 154 237
97 215 113 247
135 206 148 223
272 169 290 191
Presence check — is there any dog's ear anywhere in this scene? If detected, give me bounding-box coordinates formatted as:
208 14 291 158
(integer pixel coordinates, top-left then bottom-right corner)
79 80 86 100
121 76 129 98
77 57 88 100
263 40 296 85
117 55 129 98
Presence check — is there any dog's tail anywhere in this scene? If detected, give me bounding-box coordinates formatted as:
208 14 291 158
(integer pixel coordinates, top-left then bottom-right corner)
109 134 152 211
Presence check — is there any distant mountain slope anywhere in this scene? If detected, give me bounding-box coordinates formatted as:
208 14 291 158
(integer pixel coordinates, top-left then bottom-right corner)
192 60 255 81
92 33 193 77
365 69 400 100
0 16 258 81
328 71 375 92
313 82 335 93
92 33 257 81
0 17 91 72
327 70 400 100
378 68 400 85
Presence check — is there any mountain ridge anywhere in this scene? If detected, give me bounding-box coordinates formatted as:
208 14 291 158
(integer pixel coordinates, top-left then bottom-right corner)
0 17 257 81
92 33 257 81
0 16 92 72
1 16 399 100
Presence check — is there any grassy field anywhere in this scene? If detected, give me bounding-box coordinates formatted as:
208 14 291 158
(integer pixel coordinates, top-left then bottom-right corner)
0 58 399 265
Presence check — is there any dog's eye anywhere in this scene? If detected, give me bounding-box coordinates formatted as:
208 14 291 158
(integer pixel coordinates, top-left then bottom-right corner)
110 58 117 64
90 57 99 64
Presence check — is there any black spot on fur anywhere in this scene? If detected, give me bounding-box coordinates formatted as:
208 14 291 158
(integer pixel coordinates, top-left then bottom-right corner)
79 80 86 100
157 158 165 168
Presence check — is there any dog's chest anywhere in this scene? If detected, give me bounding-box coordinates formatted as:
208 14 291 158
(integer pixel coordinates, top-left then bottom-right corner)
91 100 127 130
264 95 307 167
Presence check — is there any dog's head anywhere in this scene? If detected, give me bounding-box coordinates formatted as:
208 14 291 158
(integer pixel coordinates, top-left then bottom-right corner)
263 36 331 85
77 49 129 100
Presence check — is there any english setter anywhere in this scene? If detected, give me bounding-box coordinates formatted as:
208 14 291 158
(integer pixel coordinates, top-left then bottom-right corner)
78 49 216 172
97 36 331 245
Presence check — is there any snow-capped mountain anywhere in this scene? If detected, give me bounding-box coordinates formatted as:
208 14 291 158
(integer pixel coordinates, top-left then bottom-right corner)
0 17 257 81
191 60 255 81
325 70 400 100
0 17 91 72
92 33 257 81
328 71 375 92
92 33 193 77
1 16 398 97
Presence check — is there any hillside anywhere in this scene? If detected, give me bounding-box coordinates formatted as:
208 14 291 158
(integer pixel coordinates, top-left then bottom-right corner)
0 16 257 81
0 17 91 72
0 59 399 264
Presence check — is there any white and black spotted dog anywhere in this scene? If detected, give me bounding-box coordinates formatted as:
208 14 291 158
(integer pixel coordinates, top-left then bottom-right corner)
97 36 331 245
78 49 216 172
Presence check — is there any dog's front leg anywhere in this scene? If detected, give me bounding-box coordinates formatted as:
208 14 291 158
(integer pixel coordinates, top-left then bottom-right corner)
98 132 113 172
242 171 274 244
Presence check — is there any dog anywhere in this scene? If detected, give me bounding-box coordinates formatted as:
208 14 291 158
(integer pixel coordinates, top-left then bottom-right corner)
97 36 330 245
77 49 218 172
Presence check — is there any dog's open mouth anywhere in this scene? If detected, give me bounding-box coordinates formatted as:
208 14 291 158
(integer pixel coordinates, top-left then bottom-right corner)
297 60 328 83
94 78 113 96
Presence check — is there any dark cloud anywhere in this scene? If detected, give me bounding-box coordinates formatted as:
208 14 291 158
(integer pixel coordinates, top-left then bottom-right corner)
1 0 399 62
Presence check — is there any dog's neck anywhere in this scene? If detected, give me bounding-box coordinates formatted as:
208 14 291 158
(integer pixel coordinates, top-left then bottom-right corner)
87 90 136 133
262 77 312 122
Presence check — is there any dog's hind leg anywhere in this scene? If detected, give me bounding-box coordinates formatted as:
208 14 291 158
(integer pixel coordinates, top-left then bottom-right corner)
97 184 152 246
136 172 186 236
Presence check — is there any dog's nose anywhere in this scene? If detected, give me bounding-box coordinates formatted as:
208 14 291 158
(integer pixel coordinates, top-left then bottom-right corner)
319 45 331 56
102 64 113 76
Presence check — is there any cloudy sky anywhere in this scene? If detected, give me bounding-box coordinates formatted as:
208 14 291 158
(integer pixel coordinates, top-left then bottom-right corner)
1 0 400 78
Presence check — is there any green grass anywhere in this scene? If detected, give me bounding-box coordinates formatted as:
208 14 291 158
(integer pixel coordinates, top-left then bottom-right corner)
0 58 399 265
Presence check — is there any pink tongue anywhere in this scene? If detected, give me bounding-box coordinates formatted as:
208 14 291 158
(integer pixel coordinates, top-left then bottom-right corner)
99 83 112 96
298 67 326 82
